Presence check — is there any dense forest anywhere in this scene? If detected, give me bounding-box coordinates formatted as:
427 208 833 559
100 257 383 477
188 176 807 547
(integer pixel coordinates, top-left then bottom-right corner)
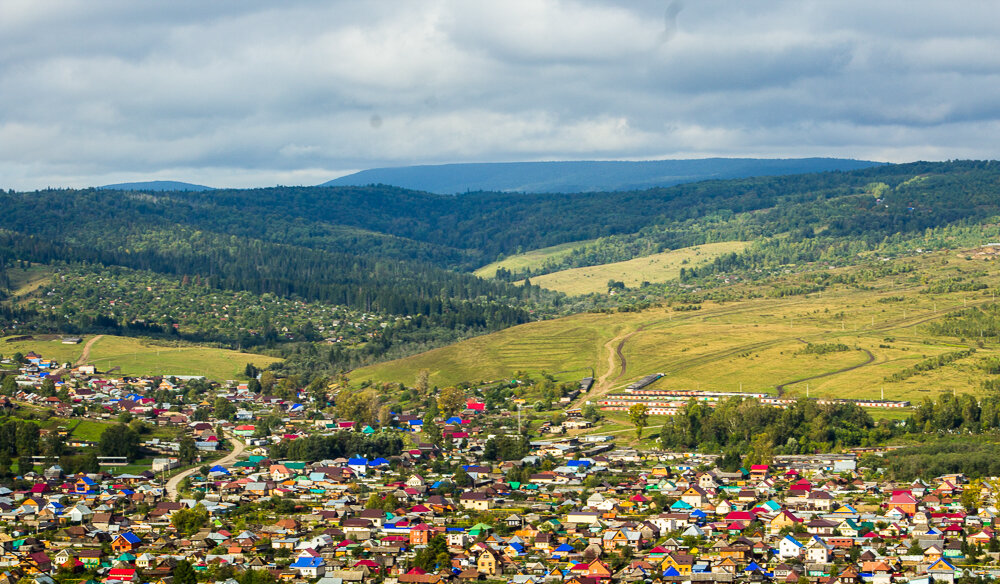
4 160 1000 375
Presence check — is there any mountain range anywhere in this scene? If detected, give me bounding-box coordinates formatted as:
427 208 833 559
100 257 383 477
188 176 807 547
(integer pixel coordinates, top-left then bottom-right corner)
320 158 884 194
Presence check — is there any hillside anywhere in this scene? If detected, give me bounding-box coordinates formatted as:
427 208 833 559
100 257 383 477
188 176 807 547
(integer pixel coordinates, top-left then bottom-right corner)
352 247 1000 402
513 241 750 295
322 158 883 194
4 160 1000 381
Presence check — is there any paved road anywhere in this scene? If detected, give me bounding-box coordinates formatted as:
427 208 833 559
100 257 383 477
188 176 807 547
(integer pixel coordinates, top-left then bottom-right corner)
165 434 246 500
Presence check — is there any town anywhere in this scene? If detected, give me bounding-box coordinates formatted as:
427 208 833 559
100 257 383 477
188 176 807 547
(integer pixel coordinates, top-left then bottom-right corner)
0 350 996 584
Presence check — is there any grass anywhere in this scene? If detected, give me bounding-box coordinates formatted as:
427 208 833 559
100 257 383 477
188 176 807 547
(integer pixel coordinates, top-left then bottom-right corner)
1 334 279 381
83 336 280 381
4 264 53 298
1 335 87 364
68 419 115 441
473 239 597 278
520 241 750 295
353 248 1000 404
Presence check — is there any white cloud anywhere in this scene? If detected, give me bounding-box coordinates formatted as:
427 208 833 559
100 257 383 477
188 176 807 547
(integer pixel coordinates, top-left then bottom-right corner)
1 0 999 190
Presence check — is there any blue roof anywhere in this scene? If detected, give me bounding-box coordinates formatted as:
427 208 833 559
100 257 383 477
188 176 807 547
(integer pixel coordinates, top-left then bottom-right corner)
664 566 680 577
555 544 574 552
118 532 141 544
446 416 463 424
209 465 230 473
408 419 423 425
566 460 591 467
347 457 367 465
290 557 324 568
690 509 707 518
368 457 390 466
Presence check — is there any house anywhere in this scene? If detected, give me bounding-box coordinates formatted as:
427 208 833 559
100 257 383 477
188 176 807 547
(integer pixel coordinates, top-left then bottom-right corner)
290 556 325 578
459 492 494 511
777 536 804 559
111 532 142 554
476 549 502 576
805 536 832 564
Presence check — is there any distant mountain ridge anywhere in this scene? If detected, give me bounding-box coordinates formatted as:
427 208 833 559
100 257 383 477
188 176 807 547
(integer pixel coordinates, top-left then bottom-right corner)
99 180 213 192
321 158 885 194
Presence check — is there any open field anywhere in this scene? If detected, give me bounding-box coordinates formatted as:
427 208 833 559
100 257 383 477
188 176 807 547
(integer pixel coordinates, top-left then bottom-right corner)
473 239 596 278
520 241 750 295
4 264 53 298
353 249 1000 403
2 334 279 381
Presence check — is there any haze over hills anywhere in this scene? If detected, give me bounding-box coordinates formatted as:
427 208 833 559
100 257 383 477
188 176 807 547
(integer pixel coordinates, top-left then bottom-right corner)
98 180 213 192
321 157 885 194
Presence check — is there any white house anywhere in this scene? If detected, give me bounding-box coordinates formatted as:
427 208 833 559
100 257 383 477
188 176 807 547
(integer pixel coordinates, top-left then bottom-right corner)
778 535 804 559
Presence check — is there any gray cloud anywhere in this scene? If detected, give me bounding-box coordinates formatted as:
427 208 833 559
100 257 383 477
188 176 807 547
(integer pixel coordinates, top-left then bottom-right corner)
1 0 999 189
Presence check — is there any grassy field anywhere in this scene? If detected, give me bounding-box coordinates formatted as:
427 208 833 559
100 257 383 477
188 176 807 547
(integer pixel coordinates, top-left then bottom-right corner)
1 335 88 364
5 264 53 298
473 239 596 278
353 249 1000 403
520 241 750 295
1 334 279 381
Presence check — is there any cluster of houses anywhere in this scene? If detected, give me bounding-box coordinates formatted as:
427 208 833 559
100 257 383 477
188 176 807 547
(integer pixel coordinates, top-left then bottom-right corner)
4 351 1000 584
2 441 999 584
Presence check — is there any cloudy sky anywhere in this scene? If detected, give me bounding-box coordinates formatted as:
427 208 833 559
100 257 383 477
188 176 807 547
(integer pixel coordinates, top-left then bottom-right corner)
2 0 998 190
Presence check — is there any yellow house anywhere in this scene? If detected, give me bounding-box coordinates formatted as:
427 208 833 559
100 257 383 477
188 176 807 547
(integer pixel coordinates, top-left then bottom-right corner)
476 549 501 576
661 553 694 575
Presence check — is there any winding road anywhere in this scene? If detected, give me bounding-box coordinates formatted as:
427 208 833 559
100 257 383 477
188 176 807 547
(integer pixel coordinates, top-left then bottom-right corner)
774 348 876 394
165 434 246 500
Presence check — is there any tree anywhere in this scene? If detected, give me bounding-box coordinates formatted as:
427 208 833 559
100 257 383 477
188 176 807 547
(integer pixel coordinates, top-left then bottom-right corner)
214 397 237 421
174 560 197 584
628 403 649 439
179 436 197 464
378 404 393 428
1 375 16 396
39 378 56 397
582 403 602 422
18 454 33 476
259 371 277 393
42 431 65 458
415 369 430 396
98 424 141 461
453 468 473 487
16 422 40 455
437 386 465 418
171 504 209 535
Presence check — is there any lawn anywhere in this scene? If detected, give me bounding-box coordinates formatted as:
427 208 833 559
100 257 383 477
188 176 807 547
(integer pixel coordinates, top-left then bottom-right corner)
521 241 750 295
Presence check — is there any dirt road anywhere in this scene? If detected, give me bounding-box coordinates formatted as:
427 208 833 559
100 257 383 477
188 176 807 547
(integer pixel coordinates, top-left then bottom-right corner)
165 434 246 500
75 335 103 366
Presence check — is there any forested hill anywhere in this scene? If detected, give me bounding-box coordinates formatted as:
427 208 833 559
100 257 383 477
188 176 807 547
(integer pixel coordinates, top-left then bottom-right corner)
3 159 1000 373
98 181 213 191
321 158 883 194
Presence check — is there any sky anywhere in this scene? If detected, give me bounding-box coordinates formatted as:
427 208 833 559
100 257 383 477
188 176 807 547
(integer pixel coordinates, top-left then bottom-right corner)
2 0 999 190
